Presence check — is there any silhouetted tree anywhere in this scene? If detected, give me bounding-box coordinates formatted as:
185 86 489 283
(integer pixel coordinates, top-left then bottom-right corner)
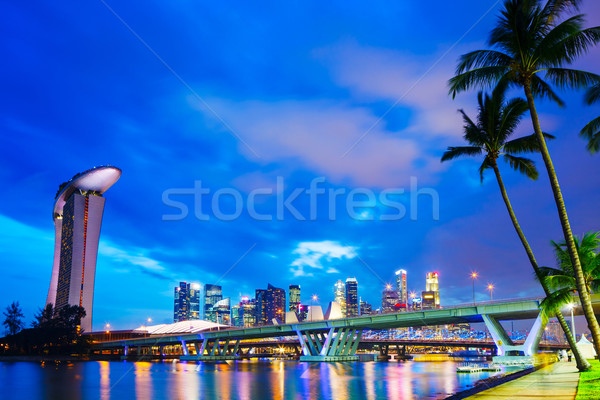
3 302 24 336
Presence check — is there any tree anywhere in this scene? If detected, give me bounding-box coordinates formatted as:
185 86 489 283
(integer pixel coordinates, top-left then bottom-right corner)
448 0 600 357
441 83 589 370
580 83 600 153
538 232 600 336
3 302 25 336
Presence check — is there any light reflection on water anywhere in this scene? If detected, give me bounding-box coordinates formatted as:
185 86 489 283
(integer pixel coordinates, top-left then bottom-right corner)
0 360 506 400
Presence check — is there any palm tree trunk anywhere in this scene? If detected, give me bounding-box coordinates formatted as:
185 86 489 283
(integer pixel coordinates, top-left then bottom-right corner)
523 82 600 358
491 161 590 371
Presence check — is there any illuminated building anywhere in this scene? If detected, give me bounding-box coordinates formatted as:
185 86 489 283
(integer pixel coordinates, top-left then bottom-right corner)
334 280 347 317
211 297 231 325
255 289 267 325
174 282 201 322
240 297 257 327
382 287 399 313
204 284 222 322
289 284 301 312
231 304 241 326
189 283 201 319
426 272 440 307
45 166 121 332
360 300 372 316
421 291 436 310
395 269 408 307
297 304 309 321
266 283 286 324
345 278 358 317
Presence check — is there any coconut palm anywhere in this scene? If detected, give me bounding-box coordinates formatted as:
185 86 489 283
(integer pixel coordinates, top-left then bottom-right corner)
580 83 600 153
538 232 600 337
442 83 589 370
448 0 600 356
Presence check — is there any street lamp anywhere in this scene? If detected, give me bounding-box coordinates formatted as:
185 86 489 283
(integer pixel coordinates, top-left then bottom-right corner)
568 303 576 341
471 272 478 306
105 323 111 341
487 284 494 303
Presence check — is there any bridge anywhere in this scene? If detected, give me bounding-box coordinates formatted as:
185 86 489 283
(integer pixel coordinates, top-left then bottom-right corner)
95 295 599 362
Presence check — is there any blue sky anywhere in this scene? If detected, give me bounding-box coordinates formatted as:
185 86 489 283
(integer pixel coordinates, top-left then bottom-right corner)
1 1 599 331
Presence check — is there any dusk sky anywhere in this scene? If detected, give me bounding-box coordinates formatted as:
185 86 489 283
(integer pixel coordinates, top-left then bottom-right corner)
1 1 599 331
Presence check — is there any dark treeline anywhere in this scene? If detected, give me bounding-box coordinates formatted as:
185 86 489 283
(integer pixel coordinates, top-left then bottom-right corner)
1 303 91 356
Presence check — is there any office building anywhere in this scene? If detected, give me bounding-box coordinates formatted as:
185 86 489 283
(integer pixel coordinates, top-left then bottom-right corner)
360 300 372 316
421 291 436 310
255 289 267 325
426 272 440 308
240 297 257 327
382 287 399 313
334 280 347 317
289 284 301 312
231 304 241 327
266 283 286 324
345 278 358 317
46 166 121 332
297 304 309 321
174 282 201 322
211 297 231 325
204 284 222 322
395 269 408 307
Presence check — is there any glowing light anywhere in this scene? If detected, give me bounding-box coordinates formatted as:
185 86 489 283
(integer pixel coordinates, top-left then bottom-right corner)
471 272 478 279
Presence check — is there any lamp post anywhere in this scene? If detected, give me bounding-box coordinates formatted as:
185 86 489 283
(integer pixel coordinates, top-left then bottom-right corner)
105 323 111 341
471 272 478 306
310 295 318 322
568 303 576 341
487 284 494 303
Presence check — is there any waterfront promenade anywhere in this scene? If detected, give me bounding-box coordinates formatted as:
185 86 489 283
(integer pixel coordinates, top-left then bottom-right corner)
467 361 580 399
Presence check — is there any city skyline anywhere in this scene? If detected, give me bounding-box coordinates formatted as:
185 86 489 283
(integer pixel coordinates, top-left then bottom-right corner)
1 1 599 331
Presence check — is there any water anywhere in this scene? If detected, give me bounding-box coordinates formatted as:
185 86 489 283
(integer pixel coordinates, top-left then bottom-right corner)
0 360 506 400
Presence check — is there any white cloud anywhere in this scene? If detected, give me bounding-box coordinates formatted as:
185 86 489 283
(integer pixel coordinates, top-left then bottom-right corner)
290 240 358 277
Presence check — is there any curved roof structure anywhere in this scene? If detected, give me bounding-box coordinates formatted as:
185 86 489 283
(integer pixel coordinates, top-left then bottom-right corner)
133 320 227 335
53 166 121 219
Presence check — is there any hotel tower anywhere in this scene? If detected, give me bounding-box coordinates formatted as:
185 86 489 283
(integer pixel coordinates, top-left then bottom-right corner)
45 166 121 332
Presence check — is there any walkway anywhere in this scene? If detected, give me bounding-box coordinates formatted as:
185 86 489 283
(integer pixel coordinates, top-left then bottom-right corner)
467 362 580 399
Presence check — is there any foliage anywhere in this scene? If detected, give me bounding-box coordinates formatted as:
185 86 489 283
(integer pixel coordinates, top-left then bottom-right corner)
580 83 600 153
2 302 25 336
576 359 600 400
538 231 600 317
441 81 553 181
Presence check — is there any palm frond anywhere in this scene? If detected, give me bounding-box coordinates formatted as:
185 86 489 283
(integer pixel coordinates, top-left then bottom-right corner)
503 132 555 154
502 154 539 180
455 50 513 74
584 83 600 105
540 287 576 318
449 66 509 98
530 75 565 106
497 97 529 140
441 146 483 162
544 68 600 90
580 116 600 154
540 26 600 67
478 156 492 183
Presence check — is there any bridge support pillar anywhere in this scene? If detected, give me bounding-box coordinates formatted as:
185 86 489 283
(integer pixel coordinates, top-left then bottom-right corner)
297 327 362 362
180 338 242 361
482 312 547 365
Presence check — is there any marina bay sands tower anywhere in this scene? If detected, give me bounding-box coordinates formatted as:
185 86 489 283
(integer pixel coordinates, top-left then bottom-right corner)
45 166 121 332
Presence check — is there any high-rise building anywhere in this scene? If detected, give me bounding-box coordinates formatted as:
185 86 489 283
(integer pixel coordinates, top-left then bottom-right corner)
395 269 408 307
189 283 201 319
204 284 222 322
334 280 347 317
289 284 301 312
231 304 241 327
360 300 372 316
425 272 440 307
421 291 436 310
297 304 309 321
174 282 201 322
211 297 231 325
382 287 399 313
266 283 286 324
255 289 267 325
345 278 358 317
240 297 257 327
46 166 121 332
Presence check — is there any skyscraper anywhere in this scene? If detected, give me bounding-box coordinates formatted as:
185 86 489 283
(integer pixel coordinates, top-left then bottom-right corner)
426 272 440 308
289 284 301 312
174 282 201 322
255 289 267 325
359 300 372 316
204 284 222 322
211 297 231 325
266 283 286 324
46 166 121 333
382 286 399 313
345 277 358 317
334 280 347 317
395 269 408 307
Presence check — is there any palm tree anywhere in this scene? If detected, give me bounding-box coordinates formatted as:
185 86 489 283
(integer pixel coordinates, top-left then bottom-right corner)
580 83 600 153
538 232 600 342
448 0 600 357
442 83 589 370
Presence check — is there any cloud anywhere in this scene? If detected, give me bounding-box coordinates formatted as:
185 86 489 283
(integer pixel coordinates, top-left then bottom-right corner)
290 240 358 277
98 240 172 280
